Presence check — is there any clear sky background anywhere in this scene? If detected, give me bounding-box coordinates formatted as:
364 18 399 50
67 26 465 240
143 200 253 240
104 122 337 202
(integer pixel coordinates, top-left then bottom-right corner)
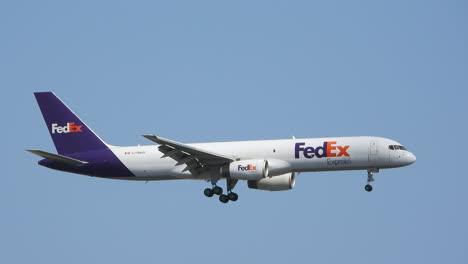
1 1 467 263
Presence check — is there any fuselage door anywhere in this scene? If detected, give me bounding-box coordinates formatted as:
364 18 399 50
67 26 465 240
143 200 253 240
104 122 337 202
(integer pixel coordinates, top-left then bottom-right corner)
369 141 378 162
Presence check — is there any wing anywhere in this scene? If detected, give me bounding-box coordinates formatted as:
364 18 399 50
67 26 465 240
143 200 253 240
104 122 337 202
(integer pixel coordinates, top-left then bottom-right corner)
142 135 238 174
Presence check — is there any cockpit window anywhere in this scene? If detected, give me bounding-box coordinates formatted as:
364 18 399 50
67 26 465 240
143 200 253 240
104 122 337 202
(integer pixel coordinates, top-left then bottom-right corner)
389 145 407 151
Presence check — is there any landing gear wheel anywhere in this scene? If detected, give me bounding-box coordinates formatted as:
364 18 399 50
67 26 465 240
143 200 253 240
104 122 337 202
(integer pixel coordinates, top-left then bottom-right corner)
228 192 238 201
365 184 373 192
204 188 214 197
213 186 223 195
219 194 229 203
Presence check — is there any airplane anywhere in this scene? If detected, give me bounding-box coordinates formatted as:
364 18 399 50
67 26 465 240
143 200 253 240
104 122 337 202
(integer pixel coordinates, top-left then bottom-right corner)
27 92 416 203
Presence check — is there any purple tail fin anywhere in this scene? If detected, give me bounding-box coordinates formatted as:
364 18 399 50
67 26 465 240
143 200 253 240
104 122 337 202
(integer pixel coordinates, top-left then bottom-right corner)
34 92 108 155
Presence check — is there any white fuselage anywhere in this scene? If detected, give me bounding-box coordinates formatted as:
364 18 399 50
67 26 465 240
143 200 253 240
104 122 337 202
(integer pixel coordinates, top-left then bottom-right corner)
30 92 417 199
111 136 416 181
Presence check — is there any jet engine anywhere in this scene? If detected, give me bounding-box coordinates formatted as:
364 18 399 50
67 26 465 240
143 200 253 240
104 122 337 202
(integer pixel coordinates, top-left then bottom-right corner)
221 159 268 180
247 172 296 191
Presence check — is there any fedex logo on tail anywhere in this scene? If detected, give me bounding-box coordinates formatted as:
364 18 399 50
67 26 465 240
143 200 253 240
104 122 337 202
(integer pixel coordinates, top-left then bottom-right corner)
51 122 83 134
295 142 350 159
238 164 257 171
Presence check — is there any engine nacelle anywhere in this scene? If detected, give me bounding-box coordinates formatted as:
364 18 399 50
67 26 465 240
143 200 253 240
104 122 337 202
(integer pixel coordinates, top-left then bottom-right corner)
221 159 269 180
247 172 296 191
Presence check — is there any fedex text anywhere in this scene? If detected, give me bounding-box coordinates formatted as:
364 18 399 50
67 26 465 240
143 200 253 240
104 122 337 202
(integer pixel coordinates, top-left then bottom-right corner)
51 122 83 134
295 141 350 159
238 164 257 171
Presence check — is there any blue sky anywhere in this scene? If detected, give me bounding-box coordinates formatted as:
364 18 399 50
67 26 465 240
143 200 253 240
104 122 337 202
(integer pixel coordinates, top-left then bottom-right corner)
1 1 467 263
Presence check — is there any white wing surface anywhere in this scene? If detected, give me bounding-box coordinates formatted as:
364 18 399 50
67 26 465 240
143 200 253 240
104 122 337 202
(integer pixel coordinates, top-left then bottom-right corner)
142 135 238 173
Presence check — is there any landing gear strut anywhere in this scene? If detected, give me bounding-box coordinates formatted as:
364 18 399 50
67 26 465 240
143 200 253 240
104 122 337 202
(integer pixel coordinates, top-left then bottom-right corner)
218 179 239 203
365 168 378 192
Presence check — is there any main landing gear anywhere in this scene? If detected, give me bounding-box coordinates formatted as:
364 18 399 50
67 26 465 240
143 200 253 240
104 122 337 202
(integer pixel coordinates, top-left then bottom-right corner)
203 186 222 197
365 168 379 192
204 179 239 203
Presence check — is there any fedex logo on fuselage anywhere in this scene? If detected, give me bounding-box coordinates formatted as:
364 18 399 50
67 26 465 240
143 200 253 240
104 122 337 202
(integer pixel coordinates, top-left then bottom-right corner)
295 141 350 159
51 122 83 134
238 164 257 171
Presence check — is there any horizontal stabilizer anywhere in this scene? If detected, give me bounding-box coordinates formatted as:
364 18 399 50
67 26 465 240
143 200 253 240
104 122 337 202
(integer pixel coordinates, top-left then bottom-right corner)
26 149 89 166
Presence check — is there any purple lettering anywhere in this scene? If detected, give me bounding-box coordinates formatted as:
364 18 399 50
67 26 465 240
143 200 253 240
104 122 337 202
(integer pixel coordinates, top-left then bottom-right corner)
295 142 305 158
304 147 315 158
315 142 327 158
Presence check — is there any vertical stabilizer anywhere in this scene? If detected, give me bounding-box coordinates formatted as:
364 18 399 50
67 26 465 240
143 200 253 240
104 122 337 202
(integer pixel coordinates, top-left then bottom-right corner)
34 92 108 155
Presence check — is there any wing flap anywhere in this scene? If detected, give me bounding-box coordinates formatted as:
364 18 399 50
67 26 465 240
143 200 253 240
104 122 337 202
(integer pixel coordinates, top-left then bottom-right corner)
156 143 204 173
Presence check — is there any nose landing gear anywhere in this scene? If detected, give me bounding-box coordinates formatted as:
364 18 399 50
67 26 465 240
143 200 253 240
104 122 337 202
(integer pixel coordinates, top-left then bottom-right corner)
365 168 379 192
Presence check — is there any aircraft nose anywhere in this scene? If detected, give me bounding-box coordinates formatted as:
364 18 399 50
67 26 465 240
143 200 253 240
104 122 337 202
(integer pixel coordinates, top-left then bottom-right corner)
406 152 416 165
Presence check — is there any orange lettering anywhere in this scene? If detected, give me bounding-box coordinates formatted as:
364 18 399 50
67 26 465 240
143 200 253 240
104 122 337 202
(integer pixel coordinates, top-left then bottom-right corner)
337 146 350 156
326 141 337 157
